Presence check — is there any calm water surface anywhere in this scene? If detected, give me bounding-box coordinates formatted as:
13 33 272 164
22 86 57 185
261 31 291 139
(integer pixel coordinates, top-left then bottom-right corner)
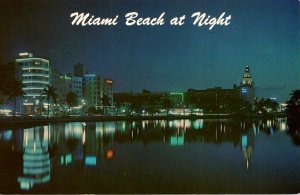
0 118 299 193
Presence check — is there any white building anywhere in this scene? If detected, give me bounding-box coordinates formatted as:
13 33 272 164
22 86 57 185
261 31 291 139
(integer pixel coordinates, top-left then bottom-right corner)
83 74 103 110
15 52 51 115
72 76 83 102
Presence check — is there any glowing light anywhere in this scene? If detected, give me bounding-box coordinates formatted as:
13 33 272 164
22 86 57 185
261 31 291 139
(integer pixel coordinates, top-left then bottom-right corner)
170 134 184 146
105 80 113 84
242 135 247 147
22 74 49 77
107 150 114 159
85 156 96 166
22 67 49 71
23 87 45 90
2 130 12 141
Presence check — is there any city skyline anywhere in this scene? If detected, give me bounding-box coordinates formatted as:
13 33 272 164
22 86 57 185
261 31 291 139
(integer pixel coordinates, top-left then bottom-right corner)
0 0 299 101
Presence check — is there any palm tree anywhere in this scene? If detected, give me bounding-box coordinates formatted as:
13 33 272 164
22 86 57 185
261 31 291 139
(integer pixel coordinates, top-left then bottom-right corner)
286 90 300 145
101 95 111 115
290 90 300 104
286 90 300 120
163 97 173 115
65 92 77 115
41 85 58 118
7 80 25 116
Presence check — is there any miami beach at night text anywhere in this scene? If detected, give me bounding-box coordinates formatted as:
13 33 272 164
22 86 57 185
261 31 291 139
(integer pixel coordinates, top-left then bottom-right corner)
70 12 232 30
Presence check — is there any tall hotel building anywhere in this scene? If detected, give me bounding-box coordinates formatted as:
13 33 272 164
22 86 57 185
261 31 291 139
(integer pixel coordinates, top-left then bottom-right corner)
240 65 255 104
104 79 113 106
16 52 51 114
83 74 104 109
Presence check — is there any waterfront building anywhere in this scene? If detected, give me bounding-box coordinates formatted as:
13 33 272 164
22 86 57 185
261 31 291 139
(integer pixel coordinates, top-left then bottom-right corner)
114 91 184 114
0 52 51 115
15 52 51 115
169 92 184 107
56 75 72 105
186 86 240 112
104 79 113 106
83 74 103 110
82 74 114 111
72 76 83 102
240 65 255 104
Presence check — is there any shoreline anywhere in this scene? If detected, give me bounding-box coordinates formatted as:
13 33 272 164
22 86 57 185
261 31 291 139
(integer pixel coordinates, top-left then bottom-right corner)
0 113 286 129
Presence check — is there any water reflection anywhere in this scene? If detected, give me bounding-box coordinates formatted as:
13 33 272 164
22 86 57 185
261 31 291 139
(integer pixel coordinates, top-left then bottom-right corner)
17 127 50 190
0 118 297 192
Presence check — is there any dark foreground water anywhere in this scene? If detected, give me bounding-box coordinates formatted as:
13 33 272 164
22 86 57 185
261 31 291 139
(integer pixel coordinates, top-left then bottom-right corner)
0 118 299 193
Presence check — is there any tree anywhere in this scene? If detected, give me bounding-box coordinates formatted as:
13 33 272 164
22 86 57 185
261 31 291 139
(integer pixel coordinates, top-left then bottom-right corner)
148 95 159 116
254 98 278 114
290 90 300 103
41 85 58 118
163 98 173 115
286 90 300 145
101 95 111 115
7 80 25 116
286 90 300 120
226 96 253 114
65 92 77 114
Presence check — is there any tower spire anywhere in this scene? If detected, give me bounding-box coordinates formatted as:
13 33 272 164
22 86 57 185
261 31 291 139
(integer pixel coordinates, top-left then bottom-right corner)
241 65 253 86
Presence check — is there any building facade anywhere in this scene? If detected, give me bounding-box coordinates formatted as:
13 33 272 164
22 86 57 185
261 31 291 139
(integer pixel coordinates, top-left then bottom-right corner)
72 76 83 103
186 87 240 113
103 79 113 106
15 52 51 115
55 75 72 105
83 74 102 109
240 65 255 104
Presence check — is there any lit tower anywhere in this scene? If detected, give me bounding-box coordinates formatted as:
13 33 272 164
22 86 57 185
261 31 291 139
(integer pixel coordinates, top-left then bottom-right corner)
16 52 51 115
240 65 255 104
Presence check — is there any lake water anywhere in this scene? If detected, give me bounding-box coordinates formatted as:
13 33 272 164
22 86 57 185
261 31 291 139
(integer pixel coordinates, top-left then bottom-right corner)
0 118 299 193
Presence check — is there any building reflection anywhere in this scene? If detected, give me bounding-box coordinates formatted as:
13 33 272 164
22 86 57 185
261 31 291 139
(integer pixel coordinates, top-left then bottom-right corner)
0 117 293 191
17 127 50 190
241 132 254 170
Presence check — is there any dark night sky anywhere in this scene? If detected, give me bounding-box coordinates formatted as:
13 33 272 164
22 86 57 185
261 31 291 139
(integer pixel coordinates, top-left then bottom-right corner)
0 0 299 101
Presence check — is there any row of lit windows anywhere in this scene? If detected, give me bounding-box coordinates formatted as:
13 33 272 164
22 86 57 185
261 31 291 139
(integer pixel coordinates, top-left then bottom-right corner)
22 76 49 81
22 69 49 74
23 83 48 87
18 61 49 67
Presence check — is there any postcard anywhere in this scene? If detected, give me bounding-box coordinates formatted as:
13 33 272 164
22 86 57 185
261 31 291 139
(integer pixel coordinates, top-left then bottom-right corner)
0 0 299 194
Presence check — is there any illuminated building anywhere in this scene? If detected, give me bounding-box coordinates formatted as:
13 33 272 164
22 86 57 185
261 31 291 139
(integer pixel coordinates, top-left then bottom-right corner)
104 79 113 106
83 75 113 110
14 52 51 115
52 69 83 107
72 77 83 102
55 74 72 104
169 92 184 107
83 74 102 109
240 65 255 104
186 86 240 112
18 127 51 190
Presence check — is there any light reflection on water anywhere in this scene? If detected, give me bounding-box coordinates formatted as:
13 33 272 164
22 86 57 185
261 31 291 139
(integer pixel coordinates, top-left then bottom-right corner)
0 118 299 193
